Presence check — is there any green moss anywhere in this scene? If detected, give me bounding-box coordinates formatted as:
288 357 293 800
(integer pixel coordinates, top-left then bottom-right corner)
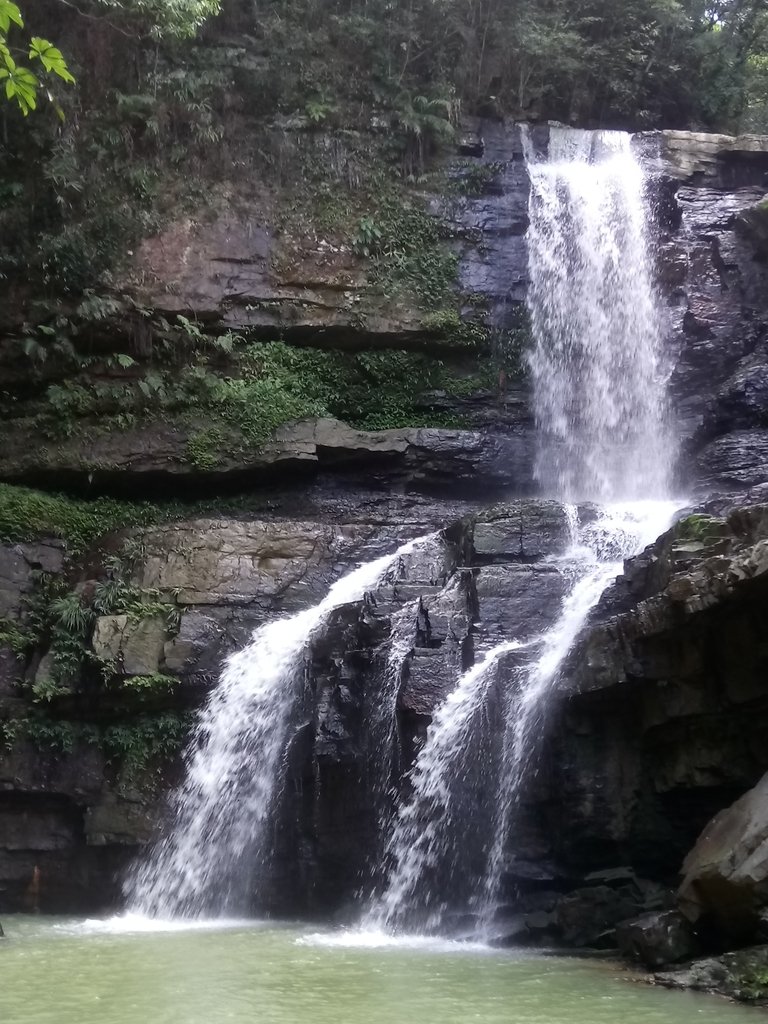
676 514 725 542
186 426 225 470
0 483 175 553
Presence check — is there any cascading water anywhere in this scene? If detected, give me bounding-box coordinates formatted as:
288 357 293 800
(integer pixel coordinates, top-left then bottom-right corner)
125 534 436 919
477 502 677 932
524 126 671 502
369 639 525 932
368 126 679 936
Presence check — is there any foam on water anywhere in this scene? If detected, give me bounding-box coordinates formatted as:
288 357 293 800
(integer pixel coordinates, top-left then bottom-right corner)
295 928 492 954
53 913 260 936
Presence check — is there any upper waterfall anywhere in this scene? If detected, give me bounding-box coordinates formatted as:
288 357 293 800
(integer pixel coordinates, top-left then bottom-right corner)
524 126 671 503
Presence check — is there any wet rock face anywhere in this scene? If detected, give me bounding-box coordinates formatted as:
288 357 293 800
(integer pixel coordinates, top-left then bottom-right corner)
2 128 768 931
497 506 768 945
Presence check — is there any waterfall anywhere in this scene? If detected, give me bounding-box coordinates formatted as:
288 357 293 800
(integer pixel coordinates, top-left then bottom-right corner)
369 639 525 932
478 502 676 933
524 126 671 503
367 126 678 936
125 534 435 919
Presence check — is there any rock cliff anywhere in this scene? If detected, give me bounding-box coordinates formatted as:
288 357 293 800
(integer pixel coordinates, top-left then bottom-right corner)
1 127 768 979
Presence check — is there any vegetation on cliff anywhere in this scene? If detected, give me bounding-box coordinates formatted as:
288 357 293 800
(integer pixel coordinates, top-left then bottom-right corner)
0 0 765 470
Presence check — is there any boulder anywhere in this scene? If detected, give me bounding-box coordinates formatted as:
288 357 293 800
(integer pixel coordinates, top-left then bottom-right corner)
473 500 573 561
554 885 640 947
616 910 699 967
679 772 768 943
0 542 64 619
163 610 227 675
91 615 167 676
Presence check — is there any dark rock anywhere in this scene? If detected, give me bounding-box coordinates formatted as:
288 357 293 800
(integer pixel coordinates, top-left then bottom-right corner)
554 885 640 947
472 563 568 648
473 500 573 561
695 429 768 491
0 542 65 620
655 945 768 1005
735 195 768 259
679 771 768 944
616 910 699 967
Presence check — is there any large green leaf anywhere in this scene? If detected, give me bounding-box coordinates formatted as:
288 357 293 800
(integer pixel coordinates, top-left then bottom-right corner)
0 1 23 34
29 37 75 83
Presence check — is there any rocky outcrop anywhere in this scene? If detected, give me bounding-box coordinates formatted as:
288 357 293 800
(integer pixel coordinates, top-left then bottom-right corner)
658 131 768 184
0 415 536 497
655 945 768 1005
480 505 768 951
679 772 768 944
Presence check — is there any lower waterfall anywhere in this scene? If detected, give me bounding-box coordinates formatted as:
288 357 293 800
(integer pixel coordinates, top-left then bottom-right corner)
125 534 437 918
369 502 677 935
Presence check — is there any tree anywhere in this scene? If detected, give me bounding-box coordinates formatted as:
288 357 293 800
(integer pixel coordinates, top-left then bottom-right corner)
81 0 222 39
0 0 74 115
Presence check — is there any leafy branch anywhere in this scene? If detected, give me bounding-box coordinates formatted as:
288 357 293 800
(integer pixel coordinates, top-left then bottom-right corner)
0 1 74 116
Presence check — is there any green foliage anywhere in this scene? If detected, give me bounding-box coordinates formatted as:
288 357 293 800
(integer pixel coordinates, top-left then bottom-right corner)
96 0 221 39
363 193 458 308
0 1 74 117
0 616 29 654
1 711 192 788
305 93 336 124
422 310 489 347
22 337 505 444
451 162 504 198
1 715 78 754
0 483 176 553
120 673 178 694
353 215 384 257
30 676 71 703
186 426 225 470
99 712 192 787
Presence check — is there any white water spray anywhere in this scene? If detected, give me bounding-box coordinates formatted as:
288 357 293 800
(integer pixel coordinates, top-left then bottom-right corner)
126 534 436 918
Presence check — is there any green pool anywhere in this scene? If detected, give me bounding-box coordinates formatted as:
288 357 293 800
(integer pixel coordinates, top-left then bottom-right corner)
0 916 762 1024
